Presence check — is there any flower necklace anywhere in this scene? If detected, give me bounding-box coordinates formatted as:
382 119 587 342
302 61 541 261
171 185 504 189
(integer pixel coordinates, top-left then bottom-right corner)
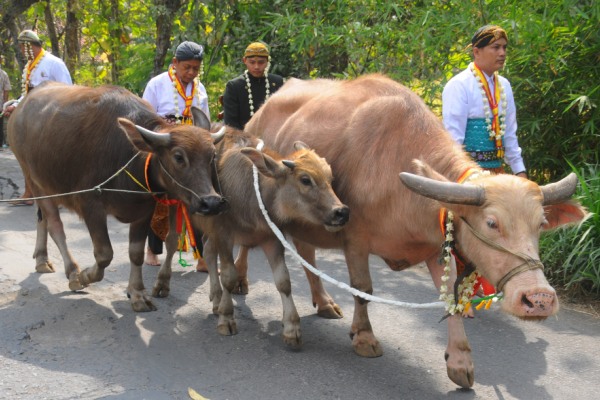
469 62 507 158
438 169 502 316
245 57 271 116
21 47 46 96
168 64 199 125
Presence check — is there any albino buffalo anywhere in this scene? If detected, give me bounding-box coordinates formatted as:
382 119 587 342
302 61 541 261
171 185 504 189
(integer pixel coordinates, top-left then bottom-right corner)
187 128 349 346
243 74 586 388
8 81 227 312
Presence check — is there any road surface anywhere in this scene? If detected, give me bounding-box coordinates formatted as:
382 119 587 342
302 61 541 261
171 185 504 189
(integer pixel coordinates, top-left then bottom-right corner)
1 148 599 399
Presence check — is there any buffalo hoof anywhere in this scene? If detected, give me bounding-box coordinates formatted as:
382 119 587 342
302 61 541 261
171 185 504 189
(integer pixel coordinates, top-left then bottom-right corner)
283 330 303 349
445 350 475 388
35 262 55 274
316 302 343 319
233 278 249 295
351 331 383 358
68 272 86 291
217 319 238 336
152 283 170 298
130 295 157 312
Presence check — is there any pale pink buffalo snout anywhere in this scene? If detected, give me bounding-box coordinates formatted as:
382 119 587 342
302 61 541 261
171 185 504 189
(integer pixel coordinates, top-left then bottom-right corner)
502 285 559 319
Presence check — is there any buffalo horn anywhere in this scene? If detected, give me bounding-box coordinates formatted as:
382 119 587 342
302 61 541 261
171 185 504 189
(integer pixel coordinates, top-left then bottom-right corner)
211 126 226 144
540 172 578 205
399 172 486 206
136 124 171 147
282 160 296 170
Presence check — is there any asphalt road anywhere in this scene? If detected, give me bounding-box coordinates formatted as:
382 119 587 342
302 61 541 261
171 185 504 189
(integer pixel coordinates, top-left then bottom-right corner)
1 148 599 400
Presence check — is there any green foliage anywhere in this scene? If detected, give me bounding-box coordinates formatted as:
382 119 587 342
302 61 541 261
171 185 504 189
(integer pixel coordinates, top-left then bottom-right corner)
540 162 600 296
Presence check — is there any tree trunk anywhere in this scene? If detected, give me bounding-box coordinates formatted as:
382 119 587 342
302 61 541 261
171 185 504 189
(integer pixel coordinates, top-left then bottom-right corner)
0 0 40 70
64 0 80 76
151 0 185 79
44 2 61 57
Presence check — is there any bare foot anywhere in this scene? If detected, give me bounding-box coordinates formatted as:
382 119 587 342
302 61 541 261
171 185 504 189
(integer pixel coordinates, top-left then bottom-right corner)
195 257 208 272
145 248 161 266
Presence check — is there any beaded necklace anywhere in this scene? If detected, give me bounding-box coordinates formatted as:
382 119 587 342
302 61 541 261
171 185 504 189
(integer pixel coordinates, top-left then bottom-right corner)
168 65 199 125
21 47 46 96
469 62 507 158
244 57 271 116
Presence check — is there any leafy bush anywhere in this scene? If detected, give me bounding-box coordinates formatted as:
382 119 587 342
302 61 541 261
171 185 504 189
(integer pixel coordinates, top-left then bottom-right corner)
541 163 600 296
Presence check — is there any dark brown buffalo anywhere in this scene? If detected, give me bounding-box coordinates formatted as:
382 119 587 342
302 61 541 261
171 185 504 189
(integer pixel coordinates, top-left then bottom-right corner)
244 74 586 387
7 81 227 312
187 129 349 346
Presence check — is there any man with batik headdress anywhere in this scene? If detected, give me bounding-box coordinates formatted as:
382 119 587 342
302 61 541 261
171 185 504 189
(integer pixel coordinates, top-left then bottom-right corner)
442 25 526 318
442 25 527 178
3 30 72 205
223 41 284 130
142 40 209 268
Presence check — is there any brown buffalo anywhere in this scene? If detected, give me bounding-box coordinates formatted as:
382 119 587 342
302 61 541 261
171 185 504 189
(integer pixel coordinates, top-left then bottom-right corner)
8 81 227 312
187 129 349 346
243 74 586 388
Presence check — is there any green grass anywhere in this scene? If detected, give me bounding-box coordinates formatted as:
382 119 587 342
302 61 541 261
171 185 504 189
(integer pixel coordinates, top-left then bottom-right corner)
540 162 600 297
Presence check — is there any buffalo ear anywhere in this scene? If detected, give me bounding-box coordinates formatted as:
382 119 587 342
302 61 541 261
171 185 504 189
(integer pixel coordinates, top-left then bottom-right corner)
240 148 288 178
192 107 211 130
543 201 587 230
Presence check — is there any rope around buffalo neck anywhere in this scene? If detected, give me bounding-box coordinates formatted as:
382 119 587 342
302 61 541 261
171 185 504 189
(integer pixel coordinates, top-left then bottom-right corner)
251 164 444 309
0 152 163 203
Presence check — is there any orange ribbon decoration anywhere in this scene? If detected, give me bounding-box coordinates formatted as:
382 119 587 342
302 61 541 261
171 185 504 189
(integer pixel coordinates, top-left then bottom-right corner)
168 65 195 124
145 153 200 260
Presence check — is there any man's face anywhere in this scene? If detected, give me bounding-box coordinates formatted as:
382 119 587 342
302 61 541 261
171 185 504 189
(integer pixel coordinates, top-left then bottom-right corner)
173 59 201 85
473 38 507 75
243 56 268 78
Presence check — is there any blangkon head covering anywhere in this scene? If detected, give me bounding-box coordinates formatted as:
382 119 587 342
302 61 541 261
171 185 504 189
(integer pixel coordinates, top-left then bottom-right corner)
471 25 508 48
244 42 270 58
175 41 204 61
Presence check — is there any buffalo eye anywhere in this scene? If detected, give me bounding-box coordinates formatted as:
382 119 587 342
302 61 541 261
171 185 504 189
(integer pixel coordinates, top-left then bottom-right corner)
173 151 186 165
486 218 498 230
300 175 312 186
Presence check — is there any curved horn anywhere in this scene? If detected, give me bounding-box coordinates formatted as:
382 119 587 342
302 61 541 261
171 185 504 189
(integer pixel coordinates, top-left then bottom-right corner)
211 126 226 144
399 172 486 206
136 124 171 147
540 172 578 205
293 141 310 151
282 160 296 170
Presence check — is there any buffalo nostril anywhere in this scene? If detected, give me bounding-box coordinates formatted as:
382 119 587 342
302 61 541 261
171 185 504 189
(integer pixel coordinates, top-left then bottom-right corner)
333 206 350 224
199 196 227 215
521 294 534 309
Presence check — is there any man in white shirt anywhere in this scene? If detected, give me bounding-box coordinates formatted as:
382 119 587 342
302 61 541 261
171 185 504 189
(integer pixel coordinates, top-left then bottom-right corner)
142 41 209 124
3 30 73 205
442 25 527 178
141 41 209 268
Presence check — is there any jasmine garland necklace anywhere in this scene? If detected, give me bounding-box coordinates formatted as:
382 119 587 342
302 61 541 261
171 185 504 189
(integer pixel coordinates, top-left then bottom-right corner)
245 57 271 116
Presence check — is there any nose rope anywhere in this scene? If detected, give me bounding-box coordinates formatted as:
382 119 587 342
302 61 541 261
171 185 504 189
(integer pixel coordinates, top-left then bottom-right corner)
157 158 214 200
459 217 544 292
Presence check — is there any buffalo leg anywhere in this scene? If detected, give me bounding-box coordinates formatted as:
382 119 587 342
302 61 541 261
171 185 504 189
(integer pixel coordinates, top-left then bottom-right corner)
262 239 302 348
233 245 250 294
216 237 238 335
204 238 222 314
76 205 113 291
152 205 178 298
126 218 156 312
426 255 474 388
343 243 382 357
294 239 343 319
32 203 55 273
35 198 82 284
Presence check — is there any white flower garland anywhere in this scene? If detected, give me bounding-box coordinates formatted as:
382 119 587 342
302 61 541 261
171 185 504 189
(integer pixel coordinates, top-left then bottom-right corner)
245 56 271 116
21 45 45 96
438 169 500 315
469 62 507 142
169 64 202 124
